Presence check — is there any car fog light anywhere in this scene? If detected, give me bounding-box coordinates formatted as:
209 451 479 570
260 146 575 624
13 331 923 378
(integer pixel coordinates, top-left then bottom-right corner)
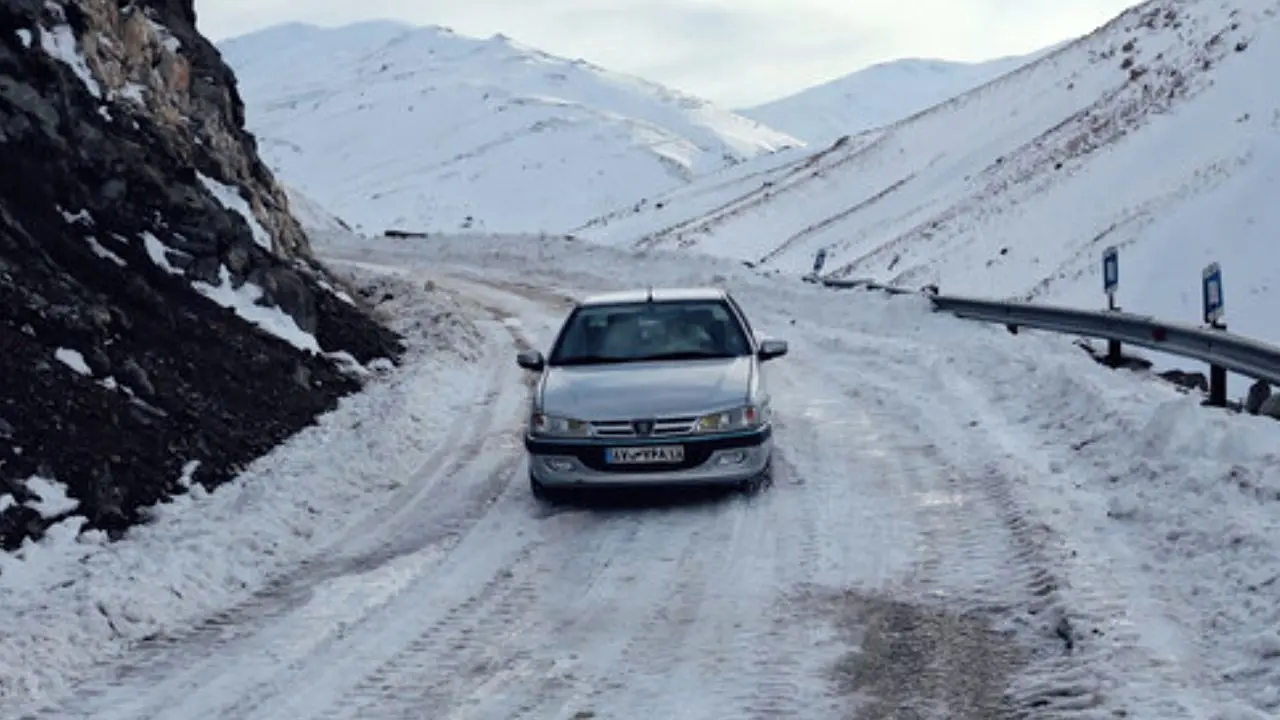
547 458 575 472
717 450 747 465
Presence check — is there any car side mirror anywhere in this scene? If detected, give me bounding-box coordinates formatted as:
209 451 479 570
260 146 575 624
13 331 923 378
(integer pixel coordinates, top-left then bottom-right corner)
516 350 545 371
757 339 788 361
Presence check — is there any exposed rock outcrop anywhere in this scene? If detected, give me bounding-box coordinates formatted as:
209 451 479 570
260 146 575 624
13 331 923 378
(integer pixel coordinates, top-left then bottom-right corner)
0 0 406 551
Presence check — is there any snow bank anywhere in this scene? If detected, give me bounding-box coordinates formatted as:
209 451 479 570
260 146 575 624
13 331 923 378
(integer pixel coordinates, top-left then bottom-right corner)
0 268 483 708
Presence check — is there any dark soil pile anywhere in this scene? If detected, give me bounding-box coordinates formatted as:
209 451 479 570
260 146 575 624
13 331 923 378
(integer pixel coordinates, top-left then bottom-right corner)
0 0 406 551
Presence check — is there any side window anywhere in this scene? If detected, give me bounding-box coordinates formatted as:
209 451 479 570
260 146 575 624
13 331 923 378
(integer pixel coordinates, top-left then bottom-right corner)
723 294 755 345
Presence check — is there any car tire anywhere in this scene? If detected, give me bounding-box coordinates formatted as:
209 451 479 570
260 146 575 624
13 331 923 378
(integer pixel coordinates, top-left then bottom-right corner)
738 460 773 495
530 472 561 503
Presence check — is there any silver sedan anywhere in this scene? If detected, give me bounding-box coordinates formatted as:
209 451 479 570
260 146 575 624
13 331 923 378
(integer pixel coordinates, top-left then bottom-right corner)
516 287 787 499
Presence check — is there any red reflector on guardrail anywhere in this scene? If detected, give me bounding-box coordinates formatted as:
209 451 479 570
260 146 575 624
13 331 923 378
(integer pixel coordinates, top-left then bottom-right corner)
1151 327 1167 341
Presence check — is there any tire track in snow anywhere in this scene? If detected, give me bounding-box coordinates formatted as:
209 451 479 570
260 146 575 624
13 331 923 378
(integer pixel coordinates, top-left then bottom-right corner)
791 329 1109 717
321 497 742 720
602 503 741 712
712 433 856 719
217 275 574 720
922 356 1218 718
304 299 530 575
740 363 926 719
724 466 847 720
51 427 529 720
433 506 718 720
444 463 837 719
898 358 1117 717
460 512 652 719
310 535 546 720
759 336 1097 718
207 453 529 720
554 490 833 720
26 284 544 720
493 499 751 719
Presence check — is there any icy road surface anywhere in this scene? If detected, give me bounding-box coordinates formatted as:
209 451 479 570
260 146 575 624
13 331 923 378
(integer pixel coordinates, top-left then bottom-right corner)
12 234 1280 720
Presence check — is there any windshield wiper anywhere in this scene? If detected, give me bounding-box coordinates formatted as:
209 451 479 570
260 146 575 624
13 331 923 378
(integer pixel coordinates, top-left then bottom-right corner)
634 351 736 362
552 355 624 366
553 351 737 366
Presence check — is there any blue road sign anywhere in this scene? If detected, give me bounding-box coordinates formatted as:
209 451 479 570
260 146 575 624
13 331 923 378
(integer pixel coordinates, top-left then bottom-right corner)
812 248 828 274
1202 262 1223 324
1102 245 1118 298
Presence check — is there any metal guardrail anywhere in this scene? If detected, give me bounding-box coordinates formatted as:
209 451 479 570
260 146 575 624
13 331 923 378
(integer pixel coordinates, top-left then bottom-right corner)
819 277 1280 388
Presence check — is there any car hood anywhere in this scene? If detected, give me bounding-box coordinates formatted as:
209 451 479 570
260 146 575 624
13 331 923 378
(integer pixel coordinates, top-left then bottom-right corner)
540 357 752 420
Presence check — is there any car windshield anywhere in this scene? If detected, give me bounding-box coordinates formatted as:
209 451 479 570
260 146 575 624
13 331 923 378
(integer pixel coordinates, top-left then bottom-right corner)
548 299 752 366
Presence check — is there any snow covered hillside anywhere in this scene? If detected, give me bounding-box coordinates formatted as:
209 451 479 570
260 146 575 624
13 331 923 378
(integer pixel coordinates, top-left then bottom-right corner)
217 21 801 235
740 50 1048 143
577 0 1280 347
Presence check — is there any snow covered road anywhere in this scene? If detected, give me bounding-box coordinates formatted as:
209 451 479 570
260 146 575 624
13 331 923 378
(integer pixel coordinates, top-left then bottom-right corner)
11 234 1280 720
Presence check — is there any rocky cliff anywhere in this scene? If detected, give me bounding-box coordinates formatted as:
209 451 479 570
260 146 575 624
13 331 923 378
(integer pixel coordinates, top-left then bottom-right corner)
0 0 406 551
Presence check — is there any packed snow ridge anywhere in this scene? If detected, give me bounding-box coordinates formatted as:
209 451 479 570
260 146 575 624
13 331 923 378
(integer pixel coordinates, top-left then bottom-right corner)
217 20 802 236
578 0 1280 350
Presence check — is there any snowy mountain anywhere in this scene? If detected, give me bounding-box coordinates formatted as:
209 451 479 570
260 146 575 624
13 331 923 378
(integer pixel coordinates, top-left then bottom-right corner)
739 50 1052 144
578 0 1280 346
217 21 801 235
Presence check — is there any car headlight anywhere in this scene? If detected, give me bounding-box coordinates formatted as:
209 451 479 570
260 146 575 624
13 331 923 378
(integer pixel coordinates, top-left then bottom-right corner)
531 413 591 438
694 404 765 433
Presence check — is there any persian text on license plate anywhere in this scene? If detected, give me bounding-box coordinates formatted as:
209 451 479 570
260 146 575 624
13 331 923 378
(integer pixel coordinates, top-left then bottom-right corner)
606 445 684 464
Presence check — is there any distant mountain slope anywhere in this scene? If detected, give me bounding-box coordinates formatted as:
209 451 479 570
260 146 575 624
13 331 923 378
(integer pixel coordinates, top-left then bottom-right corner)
218 21 802 235
576 0 1280 346
740 50 1055 143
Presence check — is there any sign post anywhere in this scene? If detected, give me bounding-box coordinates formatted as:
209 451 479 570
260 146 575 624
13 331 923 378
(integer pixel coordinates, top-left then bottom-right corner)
1202 262 1226 406
1102 245 1121 366
1102 245 1118 309
1202 262 1223 325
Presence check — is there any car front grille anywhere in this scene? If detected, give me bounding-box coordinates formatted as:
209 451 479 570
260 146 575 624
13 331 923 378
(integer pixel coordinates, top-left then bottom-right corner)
588 416 698 438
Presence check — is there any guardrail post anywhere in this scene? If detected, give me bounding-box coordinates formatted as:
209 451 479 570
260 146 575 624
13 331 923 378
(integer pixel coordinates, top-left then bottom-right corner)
1105 295 1122 367
1102 245 1122 367
1202 262 1226 407
1207 319 1228 407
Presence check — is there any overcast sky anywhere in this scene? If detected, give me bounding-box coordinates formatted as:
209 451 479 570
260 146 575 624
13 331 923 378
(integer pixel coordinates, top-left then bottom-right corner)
196 0 1141 107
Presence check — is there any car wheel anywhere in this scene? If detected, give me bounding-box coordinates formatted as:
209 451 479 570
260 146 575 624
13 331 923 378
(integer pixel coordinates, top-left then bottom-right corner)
738 461 773 495
530 472 560 503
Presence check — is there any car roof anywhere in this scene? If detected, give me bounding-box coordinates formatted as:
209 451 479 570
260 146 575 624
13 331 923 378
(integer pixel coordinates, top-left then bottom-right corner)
577 287 728 307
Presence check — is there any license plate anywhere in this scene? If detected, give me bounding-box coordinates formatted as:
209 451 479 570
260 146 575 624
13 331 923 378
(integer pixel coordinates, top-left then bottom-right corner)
606 445 684 464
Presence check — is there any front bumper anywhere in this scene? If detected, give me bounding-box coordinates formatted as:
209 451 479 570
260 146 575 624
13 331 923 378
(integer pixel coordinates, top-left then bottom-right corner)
526 426 773 488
